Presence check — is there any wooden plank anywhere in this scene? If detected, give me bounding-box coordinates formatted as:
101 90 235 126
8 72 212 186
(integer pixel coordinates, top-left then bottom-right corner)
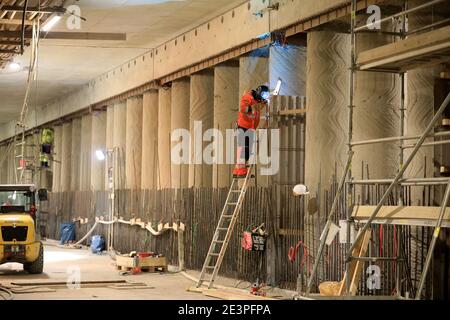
338 229 372 295
116 255 167 268
277 109 306 117
357 26 450 71
0 18 33 26
352 206 450 227
278 228 303 236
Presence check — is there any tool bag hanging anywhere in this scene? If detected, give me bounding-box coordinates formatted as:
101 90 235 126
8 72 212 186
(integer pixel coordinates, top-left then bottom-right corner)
241 223 268 251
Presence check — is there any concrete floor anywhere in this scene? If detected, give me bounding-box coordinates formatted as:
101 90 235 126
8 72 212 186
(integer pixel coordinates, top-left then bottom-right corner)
0 244 215 300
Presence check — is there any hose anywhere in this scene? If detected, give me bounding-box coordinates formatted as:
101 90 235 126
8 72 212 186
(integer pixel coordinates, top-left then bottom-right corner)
0 286 14 300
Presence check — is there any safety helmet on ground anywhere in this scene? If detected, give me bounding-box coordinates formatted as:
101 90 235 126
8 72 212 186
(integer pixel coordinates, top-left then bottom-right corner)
293 184 310 196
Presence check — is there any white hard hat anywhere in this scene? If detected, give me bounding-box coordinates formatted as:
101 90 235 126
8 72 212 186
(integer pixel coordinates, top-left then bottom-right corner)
293 184 310 196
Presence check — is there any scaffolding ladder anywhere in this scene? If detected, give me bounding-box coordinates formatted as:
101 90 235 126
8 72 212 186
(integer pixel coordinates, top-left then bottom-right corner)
304 0 450 300
197 165 254 289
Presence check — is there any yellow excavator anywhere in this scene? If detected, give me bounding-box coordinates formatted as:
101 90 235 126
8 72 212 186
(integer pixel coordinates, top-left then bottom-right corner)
0 184 43 274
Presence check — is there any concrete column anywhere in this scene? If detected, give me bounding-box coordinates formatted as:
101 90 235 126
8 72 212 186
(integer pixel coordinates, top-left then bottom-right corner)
125 96 143 190
189 70 214 188
270 44 307 96
171 78 190 189
70 118 82 191
105 106 114 190
406 0 439 205
304 31 350 277
305 31 349 209
60 122 72 192
80 115 93 191
141 91 159 190
52 125 63 192
269 44 307 187
213 61 239 188
91 112 107 191
113 102 127 190
158 88 172 189
353 32 400 181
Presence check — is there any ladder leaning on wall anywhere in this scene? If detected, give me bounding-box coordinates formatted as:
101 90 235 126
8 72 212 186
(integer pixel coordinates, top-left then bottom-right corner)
197 165 255 289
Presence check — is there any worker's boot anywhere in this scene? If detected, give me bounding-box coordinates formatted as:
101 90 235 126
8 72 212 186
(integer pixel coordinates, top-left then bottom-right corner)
233 167 248 179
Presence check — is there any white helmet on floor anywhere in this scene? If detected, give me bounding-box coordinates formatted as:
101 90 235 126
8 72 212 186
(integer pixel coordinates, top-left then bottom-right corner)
293 184 310 196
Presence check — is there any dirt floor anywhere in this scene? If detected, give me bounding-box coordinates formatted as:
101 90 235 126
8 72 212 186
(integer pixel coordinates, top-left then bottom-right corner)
0 243 216 300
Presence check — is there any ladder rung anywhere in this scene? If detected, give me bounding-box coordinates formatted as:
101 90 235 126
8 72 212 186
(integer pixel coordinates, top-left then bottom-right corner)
217 227 228 231
205 266 215 269
231 190 241 193
222 215 233 219
213 240 224 244
350 256 400 262
227 202 238 206
15 142 25 146
209 253 220 257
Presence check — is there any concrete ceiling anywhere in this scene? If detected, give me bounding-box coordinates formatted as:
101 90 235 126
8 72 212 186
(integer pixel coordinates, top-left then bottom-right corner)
0 0 245 124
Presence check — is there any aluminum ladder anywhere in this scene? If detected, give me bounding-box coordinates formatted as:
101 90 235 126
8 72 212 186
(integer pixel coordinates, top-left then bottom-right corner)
196 165 254 288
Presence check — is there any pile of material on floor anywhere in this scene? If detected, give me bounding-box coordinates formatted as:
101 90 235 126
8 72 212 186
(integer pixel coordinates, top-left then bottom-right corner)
116 251 167 275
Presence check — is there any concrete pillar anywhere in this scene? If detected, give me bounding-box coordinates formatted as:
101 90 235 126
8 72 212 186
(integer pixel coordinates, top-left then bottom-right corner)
91 112 107 191
113 102 127 190
125 96 143 190
189 70 214 188
270 44 307 96
158 88 172 189
353 31 400 181
60 122 72 192
406 0 439 205
141 91 159 190
304 32 350 278
213 62 239 188
105 106 114 190
80 115 93 191
305 31 350 207
269 44 307 187
52 125 63 192
171 79 190 189
70 118 82 191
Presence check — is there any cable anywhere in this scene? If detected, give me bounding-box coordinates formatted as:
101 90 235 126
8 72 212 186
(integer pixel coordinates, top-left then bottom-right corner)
21 0 29 55
0 286 14 300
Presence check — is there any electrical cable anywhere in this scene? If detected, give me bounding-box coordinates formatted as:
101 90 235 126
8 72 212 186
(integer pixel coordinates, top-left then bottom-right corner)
21 0 29 55
0 285 14 300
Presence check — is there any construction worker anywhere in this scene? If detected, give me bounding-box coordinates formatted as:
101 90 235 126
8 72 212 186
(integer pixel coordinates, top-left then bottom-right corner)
233 85 270 178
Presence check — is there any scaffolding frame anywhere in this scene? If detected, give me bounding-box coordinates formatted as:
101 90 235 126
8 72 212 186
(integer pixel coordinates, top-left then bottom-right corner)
304 0 450 299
